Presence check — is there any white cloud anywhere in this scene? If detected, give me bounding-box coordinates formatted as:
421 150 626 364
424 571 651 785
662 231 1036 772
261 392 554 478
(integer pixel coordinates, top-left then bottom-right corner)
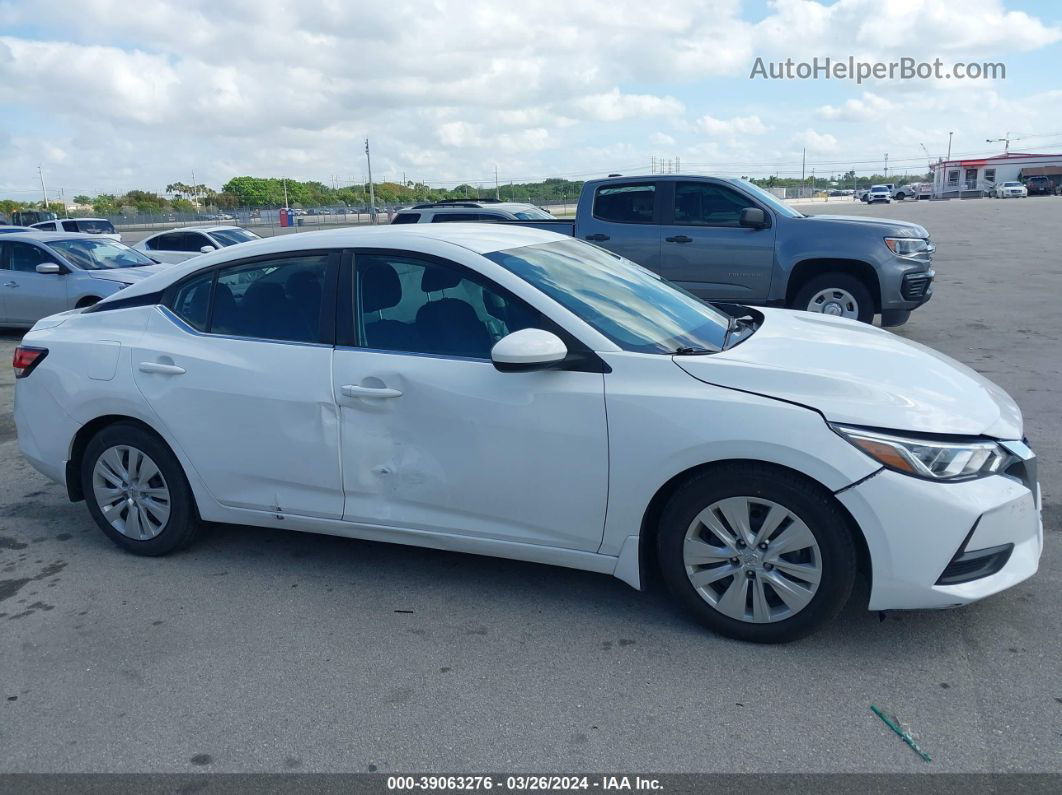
569 89 684 122
792 128 840 154
651 132 676 146
696 114 769 136
817 93 897 121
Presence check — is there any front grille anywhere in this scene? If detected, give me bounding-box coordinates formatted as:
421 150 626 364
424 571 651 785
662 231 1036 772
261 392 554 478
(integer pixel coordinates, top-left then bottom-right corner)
901 272 933 300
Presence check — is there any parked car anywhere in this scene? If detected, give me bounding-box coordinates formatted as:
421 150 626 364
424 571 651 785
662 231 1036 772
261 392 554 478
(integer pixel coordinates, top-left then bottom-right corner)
990 181 1028 198
13 225 1040 643
1023 176 1057 196
497 175 933 327
31 217 122 242
0 231 161 327
133 225 262 265
10 210 58 226
891 184 920 200
391 199 556 224
863 185 892 204
0 225 33 234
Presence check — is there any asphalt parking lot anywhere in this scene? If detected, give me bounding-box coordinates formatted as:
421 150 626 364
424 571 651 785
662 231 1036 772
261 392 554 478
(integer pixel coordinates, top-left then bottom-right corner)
1 198 1059 774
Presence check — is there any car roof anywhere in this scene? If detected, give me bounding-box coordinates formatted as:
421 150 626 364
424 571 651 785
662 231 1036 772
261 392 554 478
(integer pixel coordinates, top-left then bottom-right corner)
0 230 101 243
107 224 572 303
32 217 111 224
146 225 244 235
400 202 540 212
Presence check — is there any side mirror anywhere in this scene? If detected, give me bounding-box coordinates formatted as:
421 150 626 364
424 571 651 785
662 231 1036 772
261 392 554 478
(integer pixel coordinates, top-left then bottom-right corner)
739 207 767 229
35 263 62 274
491 328 568 372
199 245 216 254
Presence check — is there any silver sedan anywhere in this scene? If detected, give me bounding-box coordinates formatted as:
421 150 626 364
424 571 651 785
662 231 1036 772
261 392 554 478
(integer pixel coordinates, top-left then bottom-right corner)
0 232 162 328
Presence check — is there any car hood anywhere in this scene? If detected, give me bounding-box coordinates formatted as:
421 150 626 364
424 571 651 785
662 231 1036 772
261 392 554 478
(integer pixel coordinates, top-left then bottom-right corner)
87 265 167 285
675 308 1022 439
800 214 928 238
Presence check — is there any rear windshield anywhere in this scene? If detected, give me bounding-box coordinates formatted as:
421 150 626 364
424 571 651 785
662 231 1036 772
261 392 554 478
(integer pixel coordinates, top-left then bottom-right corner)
76 219 116 234
208 228 260 247
46 238 154 269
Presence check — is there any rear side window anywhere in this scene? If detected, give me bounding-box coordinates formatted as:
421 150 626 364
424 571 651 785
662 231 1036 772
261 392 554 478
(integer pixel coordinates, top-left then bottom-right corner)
170 270 213 331
151 232 211 252
593 183 656 224
391 213 421 224
430 213 479 223
34 222 57 231
212 255 331 343
62 220 79 232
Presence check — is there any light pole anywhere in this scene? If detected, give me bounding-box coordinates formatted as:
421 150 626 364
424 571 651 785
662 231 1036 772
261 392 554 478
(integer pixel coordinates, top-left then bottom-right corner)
365 138 377 223
37 165 49 210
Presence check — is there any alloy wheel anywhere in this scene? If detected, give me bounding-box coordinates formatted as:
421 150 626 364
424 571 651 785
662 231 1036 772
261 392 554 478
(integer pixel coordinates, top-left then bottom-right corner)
806 287 860 319
683 496 822 623
91 445 172 540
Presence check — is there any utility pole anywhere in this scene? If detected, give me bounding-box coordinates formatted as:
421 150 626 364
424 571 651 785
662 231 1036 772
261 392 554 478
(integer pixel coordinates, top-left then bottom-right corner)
494 165 500 201
37 164 48 209
946 131 953 161
986 132 1013 153
365 138 377 223
191 169 199 212
884 153 889 180
800 148 806 196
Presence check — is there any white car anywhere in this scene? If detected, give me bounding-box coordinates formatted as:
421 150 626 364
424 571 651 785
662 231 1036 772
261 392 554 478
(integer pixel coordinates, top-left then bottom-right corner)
13 225 1041 643
863 185 892 204
133 225 261 265
991 181 1028 198
30 217 121 242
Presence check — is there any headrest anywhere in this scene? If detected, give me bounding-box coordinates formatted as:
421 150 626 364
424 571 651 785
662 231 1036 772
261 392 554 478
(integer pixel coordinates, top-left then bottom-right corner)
361 262 402 313
421 265 461 293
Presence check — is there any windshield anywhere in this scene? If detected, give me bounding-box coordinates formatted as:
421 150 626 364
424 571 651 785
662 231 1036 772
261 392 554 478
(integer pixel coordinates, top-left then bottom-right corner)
76 219 116 234
729 179 803 218
513 207 555 220
208 227 260 247
486 239 732 353
47 238 155 270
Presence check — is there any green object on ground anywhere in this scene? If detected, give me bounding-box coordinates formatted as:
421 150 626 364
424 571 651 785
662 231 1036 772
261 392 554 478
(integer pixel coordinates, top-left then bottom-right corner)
871 704 932 763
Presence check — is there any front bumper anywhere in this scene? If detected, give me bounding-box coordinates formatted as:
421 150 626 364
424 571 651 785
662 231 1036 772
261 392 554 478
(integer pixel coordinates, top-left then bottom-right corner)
837 456 1042 611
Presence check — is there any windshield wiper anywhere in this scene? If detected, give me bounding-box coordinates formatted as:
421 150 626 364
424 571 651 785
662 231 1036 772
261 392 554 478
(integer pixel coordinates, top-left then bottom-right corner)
673 346 714 355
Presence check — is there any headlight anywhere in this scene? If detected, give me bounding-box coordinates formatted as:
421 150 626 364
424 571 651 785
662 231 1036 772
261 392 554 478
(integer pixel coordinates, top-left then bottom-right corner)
831 424 1008 481
884 237 929 256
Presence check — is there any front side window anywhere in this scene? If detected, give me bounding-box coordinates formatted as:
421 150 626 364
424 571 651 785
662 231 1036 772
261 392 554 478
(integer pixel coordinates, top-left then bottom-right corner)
593 183 656 224
5 242 60 272
46 239 153 270
34 222 57 231
391 213 421 224
355 253 546 359
202 254 331 343
673 182 753 227
487 239 731 354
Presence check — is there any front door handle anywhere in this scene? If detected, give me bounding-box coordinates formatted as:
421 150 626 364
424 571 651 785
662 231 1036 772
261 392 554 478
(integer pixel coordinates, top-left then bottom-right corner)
138 362 186 375
341 384 403 399
665 235 693 243
2 281 17 288
585 233 610 242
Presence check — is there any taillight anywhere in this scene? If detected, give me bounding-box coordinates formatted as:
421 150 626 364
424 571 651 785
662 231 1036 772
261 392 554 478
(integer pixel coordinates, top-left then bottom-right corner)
13 346 48 378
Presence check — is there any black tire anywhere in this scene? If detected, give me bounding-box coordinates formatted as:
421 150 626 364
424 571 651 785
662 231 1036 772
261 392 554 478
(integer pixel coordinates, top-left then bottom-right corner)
81 422 201 555
656 464 857 643
791 272 875 324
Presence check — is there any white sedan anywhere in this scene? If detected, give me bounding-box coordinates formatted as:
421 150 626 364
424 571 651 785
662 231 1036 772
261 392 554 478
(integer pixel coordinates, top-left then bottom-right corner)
133 225 261 264
991 181 1028 198
13 225 1041 642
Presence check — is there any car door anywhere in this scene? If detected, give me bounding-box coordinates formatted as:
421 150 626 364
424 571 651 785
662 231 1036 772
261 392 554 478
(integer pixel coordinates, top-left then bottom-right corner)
577 181 662 269
132 250 345 518
331 249 609 551
0 241 69 325
655 180 776 301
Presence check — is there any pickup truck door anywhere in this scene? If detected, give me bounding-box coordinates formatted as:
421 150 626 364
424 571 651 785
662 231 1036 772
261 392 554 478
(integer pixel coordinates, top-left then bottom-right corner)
656 180 776 302
575 181 661 270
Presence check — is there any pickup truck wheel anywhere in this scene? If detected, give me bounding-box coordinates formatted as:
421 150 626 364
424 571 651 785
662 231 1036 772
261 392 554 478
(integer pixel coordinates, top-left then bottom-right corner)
791 273 874 323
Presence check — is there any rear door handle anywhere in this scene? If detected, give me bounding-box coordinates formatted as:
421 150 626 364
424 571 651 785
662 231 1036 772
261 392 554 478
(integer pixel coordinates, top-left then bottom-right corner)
665 235 693 243
341 384 403 399
138 362 186 375
585 233 610 242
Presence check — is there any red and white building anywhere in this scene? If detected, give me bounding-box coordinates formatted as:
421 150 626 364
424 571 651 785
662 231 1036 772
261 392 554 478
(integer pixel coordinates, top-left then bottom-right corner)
929 151 1062 197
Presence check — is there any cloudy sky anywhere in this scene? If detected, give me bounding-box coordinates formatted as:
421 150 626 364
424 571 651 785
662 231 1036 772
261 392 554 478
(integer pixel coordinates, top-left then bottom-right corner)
1 0 1060 198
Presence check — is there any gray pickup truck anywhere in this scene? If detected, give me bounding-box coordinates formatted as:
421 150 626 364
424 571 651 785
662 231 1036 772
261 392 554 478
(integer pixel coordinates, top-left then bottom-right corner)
506 175 935 326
